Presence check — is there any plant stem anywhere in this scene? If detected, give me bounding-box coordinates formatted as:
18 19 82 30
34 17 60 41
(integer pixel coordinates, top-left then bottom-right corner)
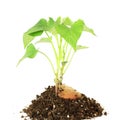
65 46 72 61
45 32 58 64
58 36 62 69
38 50 56 75
45 32 59 78
63 50 75 74
45 32 62 91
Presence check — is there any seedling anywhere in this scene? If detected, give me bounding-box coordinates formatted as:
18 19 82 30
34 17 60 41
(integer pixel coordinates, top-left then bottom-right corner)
18 17 95 93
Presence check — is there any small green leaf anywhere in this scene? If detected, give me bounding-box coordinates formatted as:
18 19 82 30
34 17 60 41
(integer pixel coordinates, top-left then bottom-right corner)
83 25 96 35
47 18 57 36
56 17 61 24
63 17 73 26
24 44 38 58
17 44 38 66
47 17 55 30
76 45 89 50
61 61 67 66
36 37 51 44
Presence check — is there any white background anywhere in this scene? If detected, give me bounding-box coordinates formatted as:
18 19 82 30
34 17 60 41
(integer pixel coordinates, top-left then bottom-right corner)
0 0 120 119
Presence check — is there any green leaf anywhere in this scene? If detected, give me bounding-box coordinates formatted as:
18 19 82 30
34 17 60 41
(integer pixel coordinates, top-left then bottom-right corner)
71 19 85 43
61 61 67 66
29 31 43 37
23 18 55 48
23 19 47 48
56 17 61 24
23 33 34 48
83 25 96 35
63 17 73 26
56 19 85 50
17 44 38 66
36 37 51 43
47 18 57 36
76 45 89 50
27 18 55 35
47 17 55 30
24 44 38 58
27 19 47 35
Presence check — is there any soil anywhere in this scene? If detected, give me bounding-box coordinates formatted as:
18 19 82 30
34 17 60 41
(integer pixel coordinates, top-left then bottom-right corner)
21 85 107 120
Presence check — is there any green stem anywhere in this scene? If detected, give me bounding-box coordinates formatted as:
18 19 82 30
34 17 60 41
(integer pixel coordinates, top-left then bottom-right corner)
45 32 59 75
63 50 75 74
58 36 62 68
38 50 56 75
63 42 68 53
66 46 72 62
45 32 58 63
45 32 62 86
55 36 63 83
59 40 67 78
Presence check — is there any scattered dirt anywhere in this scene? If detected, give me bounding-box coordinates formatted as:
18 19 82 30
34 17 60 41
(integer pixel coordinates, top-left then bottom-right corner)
21 85 107 120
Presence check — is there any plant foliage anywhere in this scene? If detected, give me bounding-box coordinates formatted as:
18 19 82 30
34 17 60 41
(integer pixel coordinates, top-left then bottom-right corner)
18 17 95 89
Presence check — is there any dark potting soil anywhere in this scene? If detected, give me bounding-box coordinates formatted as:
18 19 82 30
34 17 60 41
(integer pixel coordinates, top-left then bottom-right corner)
21 86 107 120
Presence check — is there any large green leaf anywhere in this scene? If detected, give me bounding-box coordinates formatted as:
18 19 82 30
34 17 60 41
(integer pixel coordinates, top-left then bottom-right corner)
23 18 55 48
56 19 85 50
23 33 34 48
27 18 55 35
17 44 38 66
27 19 47 34
71 19 85 44
23 19 47 47
29 31 43 37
